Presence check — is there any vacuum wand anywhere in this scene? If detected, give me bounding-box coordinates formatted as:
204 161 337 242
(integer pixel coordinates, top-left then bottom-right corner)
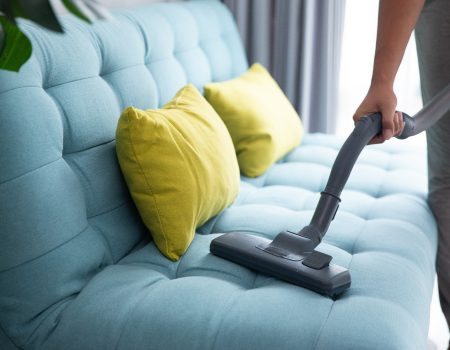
210 83 450 297
305 83 450 245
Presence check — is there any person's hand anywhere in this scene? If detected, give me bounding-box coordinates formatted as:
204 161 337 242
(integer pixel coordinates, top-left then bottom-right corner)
353 83 405 144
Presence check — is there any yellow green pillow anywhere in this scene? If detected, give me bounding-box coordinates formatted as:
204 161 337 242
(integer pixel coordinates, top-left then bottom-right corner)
116 84 240 261
204 63 304 177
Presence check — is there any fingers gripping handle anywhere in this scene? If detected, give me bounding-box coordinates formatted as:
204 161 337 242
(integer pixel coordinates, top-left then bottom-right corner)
359 112 415 140
370 82 450 139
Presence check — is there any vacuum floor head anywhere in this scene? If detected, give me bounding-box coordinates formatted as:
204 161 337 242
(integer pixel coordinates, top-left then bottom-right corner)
210 231 351 298
210 99 450 297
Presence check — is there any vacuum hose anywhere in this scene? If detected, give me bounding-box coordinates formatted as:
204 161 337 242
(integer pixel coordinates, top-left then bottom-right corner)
304 84 450 245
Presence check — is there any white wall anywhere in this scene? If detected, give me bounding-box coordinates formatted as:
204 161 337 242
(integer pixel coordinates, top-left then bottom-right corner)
337 0 423 137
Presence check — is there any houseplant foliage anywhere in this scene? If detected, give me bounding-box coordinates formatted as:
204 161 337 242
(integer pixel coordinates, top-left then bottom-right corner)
0 0 108 72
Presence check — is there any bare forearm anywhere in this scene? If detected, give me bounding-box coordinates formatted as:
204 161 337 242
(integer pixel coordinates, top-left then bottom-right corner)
354 0 425 143
372 0 425 87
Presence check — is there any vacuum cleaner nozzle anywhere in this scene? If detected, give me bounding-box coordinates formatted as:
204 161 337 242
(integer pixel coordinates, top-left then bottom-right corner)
210 112 433 297
210 230 351 298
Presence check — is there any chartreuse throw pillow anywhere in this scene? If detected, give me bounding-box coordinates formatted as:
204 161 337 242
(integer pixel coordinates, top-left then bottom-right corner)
204 63 304 177
116 84 240 261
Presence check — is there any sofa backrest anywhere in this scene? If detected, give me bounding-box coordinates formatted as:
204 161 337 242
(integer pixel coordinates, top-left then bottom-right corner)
0 1 247 347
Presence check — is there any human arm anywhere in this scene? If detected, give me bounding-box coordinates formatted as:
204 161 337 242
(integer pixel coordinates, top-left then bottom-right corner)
353 0 425 143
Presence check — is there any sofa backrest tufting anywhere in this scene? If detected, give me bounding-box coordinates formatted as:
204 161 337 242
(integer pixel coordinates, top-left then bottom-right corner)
0 1 247 346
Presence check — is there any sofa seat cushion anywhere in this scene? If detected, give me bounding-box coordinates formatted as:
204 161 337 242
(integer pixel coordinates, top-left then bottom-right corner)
40 134 436 350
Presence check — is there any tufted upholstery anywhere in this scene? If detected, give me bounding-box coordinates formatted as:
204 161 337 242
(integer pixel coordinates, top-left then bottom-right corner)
0 1 436 349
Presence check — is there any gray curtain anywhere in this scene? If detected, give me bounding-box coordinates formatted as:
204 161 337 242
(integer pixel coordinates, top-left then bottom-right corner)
222 0 346 133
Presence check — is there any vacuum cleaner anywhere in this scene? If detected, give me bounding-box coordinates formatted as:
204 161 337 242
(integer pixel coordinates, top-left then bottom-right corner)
210 84 450 299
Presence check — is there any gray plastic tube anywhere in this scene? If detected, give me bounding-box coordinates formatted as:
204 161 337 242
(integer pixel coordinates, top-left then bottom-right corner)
404 83 450 136
305 83 450 244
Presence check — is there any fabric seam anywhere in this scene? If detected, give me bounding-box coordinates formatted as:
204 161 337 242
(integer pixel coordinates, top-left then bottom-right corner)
0 225 89 274
0 321 22 349
0 157 61 186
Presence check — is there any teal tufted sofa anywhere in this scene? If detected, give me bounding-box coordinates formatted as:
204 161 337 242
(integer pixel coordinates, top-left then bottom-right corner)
0 1 437 349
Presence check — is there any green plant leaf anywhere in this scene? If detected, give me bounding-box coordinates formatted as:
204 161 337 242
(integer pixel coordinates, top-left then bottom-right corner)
0 16 32 72
11 0 63 32
61 0 92 23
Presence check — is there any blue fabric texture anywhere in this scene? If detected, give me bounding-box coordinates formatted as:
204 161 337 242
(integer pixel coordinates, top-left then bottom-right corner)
0 1 436 349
